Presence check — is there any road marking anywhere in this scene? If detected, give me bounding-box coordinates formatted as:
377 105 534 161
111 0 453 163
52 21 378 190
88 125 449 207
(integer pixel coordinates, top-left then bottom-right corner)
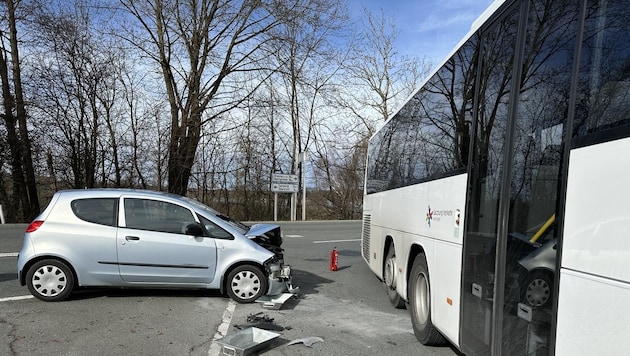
313 239 361 244
0 295 34 302
207 299 237 356
0 252 18 257
284 234 303 238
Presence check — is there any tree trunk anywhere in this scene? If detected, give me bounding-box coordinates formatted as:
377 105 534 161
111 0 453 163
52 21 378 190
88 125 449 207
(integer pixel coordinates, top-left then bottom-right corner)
0 49 27 221
167 111 201 195
7 0 39 220
7 0 39 221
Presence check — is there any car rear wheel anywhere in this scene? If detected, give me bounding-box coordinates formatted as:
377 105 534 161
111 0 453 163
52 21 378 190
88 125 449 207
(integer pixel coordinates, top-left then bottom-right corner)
26 259 75 302
384 246 405 309
226 265 267 303
409 253 445 345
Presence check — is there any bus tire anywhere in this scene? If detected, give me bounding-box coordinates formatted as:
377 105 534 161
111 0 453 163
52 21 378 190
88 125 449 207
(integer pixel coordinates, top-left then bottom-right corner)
408 253 445 345
384 245 405 309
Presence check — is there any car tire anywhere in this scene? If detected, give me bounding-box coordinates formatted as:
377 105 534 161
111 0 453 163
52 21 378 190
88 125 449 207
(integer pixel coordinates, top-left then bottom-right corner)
522 270 554 309
384 245 405 309
409 253 445 345
26 259 75 302
226 265 268 303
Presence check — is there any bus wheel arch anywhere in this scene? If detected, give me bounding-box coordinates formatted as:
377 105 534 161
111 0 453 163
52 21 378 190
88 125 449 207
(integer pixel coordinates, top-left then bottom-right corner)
383 238 405 309
408 252 446 345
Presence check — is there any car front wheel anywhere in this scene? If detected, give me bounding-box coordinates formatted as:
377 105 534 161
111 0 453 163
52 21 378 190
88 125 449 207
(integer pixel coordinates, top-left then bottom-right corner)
26 259 75 302
226 265 268 303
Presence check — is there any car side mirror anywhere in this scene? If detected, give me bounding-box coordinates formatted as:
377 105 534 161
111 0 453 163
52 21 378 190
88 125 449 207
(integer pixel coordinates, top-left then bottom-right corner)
184 223 205 237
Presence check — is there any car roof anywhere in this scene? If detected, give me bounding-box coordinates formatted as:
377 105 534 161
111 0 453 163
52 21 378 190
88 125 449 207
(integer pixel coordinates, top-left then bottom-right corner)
56 188 185 201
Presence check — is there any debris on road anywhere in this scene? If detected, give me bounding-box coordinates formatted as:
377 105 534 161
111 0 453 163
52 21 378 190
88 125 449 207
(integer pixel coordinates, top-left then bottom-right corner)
255 292 296 309
287 336 324 347
216 327 280 356
233 312 288 332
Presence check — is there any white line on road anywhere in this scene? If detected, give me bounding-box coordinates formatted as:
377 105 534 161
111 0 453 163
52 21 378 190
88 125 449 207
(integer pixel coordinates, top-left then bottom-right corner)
284 234 303 238
313 239 361 244
207 299 237 356
0 252 18 257
0 295 34 302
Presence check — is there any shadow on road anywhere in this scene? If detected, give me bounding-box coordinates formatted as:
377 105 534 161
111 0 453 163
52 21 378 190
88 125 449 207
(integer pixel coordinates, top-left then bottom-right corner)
338 249 361 257
289 268 333 295
62 268 334 302
0 272 17 282
67 287 225 301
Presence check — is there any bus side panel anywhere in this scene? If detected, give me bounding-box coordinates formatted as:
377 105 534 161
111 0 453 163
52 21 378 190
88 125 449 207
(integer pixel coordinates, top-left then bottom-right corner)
431 241 463 347
559 137 630 354
556 270 630 355
367 174 467 246
363 174 467 346
362 218 386 277
362 181 430 281
563 137 630 281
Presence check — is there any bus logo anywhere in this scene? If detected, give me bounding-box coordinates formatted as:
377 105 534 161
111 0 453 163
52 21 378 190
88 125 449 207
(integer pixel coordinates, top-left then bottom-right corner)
426 206 433 227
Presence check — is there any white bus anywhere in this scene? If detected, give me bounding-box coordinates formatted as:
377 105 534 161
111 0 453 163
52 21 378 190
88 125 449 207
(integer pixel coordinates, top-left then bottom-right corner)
361 0 630 355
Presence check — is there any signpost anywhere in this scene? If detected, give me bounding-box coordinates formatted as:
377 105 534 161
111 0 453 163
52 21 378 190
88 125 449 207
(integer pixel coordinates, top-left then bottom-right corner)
271 173 299 221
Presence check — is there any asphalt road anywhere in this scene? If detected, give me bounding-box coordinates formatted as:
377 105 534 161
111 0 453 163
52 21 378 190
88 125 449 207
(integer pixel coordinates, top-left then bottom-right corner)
0 221 459 356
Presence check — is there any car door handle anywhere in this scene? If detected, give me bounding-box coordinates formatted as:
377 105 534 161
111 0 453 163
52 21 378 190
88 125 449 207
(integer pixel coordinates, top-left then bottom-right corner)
125 236 140 241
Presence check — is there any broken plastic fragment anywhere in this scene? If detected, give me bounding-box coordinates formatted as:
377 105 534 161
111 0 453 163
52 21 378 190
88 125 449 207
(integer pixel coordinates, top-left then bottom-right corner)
287 337 324 347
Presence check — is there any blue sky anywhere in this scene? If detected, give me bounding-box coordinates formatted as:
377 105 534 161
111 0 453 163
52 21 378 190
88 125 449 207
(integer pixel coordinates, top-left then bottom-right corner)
348 0 496 62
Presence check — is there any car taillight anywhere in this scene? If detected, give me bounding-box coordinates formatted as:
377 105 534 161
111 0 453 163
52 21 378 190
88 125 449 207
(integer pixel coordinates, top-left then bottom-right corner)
26 220 44 233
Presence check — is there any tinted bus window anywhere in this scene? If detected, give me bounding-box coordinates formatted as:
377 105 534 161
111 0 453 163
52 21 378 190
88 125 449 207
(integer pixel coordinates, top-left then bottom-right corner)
573 0 630 146
366 36 478 194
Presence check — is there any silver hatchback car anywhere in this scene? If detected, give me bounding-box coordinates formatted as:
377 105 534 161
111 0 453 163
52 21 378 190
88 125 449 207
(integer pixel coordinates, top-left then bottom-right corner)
17 189 293 303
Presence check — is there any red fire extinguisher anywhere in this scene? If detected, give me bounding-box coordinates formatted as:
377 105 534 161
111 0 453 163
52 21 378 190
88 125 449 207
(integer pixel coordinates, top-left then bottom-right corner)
330 247 339 271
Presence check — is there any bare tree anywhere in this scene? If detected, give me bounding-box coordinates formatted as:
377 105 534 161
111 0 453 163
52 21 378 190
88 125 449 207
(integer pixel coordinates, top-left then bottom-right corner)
119 0 290 195
28 2 125 190
306 7 430 219
263 0 349 219
342 7 430 135
0 0 40 221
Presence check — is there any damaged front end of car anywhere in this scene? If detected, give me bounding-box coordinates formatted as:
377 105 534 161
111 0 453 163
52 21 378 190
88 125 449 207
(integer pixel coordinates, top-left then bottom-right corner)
264 255 297 295
246 224 299 296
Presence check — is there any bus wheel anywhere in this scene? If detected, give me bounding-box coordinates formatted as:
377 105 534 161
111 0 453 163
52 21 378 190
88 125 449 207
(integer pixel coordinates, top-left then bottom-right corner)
384 246 405 309
409 253 445 345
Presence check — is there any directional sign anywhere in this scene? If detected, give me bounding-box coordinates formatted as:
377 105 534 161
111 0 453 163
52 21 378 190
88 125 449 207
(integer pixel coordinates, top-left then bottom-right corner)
272 173 298 184
271 183 299 193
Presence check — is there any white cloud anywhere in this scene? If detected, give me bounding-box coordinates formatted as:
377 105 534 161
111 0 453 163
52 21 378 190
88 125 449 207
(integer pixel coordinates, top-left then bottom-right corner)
413 12 477 33
349 0 495 60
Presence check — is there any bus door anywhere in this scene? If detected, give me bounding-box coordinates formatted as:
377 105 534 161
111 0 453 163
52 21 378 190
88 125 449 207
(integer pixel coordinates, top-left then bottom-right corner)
460 0 580 355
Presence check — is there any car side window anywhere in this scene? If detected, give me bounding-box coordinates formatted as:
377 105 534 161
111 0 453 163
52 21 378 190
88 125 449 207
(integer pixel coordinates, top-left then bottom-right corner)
124 198 196 234
199 215 233 239
71 198 118 226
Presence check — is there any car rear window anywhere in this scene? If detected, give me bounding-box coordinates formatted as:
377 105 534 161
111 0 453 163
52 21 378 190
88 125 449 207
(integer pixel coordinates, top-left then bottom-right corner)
71 198 118 226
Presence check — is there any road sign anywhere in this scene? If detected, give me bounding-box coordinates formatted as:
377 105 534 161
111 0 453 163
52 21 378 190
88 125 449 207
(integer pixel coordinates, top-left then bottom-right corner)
271 173 299 220
271 183 298 193
271 173 298 184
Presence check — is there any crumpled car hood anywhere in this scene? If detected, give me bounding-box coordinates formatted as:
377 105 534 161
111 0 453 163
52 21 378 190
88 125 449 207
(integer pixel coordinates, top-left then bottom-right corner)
246 223 279 237
246 223 282 248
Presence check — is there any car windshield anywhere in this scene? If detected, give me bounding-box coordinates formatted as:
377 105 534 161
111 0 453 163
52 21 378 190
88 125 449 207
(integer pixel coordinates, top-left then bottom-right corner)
181 196 249 233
